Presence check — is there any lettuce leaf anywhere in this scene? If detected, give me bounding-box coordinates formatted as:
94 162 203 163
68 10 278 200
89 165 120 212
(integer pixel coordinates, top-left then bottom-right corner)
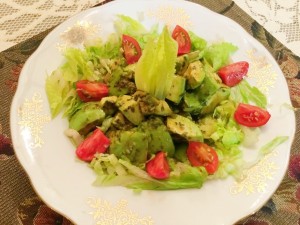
259 136 289 156
114 15 159 49
85 34 122 60
61 48 97 81
135 26 178 99
45 33 124 118
45 69 72 118
189 31 207 52
91 154 207 190
241 136 289 172
213 145 243 179
199 101 245 179
230 80 267 108
203 42 238 71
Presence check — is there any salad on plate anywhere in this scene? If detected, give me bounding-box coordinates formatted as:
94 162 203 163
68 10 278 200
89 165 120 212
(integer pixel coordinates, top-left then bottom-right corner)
45 15 287 190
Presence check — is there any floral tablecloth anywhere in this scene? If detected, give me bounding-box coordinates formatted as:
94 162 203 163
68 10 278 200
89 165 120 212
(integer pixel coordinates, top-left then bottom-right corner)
0 0 299 224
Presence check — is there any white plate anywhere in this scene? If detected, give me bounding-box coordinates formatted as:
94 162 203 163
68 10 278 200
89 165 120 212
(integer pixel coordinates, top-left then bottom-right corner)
10 0 296 224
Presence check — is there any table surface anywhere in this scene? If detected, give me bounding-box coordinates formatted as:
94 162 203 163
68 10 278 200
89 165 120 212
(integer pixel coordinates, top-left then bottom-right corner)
0 0 299 224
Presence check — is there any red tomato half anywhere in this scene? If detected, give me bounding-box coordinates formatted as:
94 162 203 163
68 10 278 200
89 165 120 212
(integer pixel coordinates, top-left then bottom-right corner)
187 142 219 174
122 34 142 64
76 80 109 102
217 61 249 87
76 129 110 162
234 103 271 127
146 151 170 180
172 25 191 55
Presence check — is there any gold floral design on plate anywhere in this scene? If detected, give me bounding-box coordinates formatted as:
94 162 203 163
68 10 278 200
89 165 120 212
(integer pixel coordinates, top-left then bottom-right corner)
230 151 278 195
18 92 50 148
146 5 192 28
59 21 100 48
247 49 278 95
228 50 280 194
87 197 153 225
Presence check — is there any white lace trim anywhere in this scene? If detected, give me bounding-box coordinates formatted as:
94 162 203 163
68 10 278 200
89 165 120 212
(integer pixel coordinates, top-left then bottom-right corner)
0 0 103 51
234 0 300 56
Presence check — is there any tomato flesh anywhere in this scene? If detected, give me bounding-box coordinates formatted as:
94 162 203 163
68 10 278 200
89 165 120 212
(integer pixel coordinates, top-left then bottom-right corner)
234 103 271 127
217 61 249 87
76 129 110 162
172 25 191 55
122 34 142 64
146 151 170 180
187 142 219 174
76 80 109 102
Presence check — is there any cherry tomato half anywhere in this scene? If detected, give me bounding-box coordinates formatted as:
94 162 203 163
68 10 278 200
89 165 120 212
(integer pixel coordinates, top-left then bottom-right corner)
172 25 191 55
122 34 142 64
187 142 219 174
217 61 249 87
234 103 271 127
76 80 109 102
76 128 110 162
146 151 170 180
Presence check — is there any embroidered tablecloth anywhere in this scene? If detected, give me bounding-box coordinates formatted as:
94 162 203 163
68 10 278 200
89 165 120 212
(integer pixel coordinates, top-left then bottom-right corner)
0 0 299 224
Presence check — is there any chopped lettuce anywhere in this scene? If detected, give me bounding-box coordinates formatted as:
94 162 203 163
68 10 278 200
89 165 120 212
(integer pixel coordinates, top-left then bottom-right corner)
259 136 289 156
85 34 122 59
230 80 267 108
115 15 147 37
203 42 238 71
135 26 178 99
242 136 289 171
114 15 159 49
199 101 245 179
240 126 261 147
189 31 207 53
61 48 97 81
45 34 125 118
213 145 243 179
45 69 72 118
91 154 207 190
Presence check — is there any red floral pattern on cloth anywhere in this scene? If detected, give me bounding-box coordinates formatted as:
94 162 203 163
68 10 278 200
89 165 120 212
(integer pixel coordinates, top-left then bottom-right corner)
17 197 74 225
288 154 300 181
5 63 23 91
0 124 14 159
33 205 73 225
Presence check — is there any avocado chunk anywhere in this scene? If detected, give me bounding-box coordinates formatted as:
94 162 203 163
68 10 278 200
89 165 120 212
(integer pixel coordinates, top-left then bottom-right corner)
69 102 105 132
166 75 186 104
134 91 173 116
198 64 222 100
107 68 136 96
166 114 203 142
201 87 230 114
112 112 135 130
183 90 202 115
174 142 188 163
99 96 118 116
183 61 205 89
175 50 201 75
109 130 149 164
139 117 175 156
116 95 144 125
